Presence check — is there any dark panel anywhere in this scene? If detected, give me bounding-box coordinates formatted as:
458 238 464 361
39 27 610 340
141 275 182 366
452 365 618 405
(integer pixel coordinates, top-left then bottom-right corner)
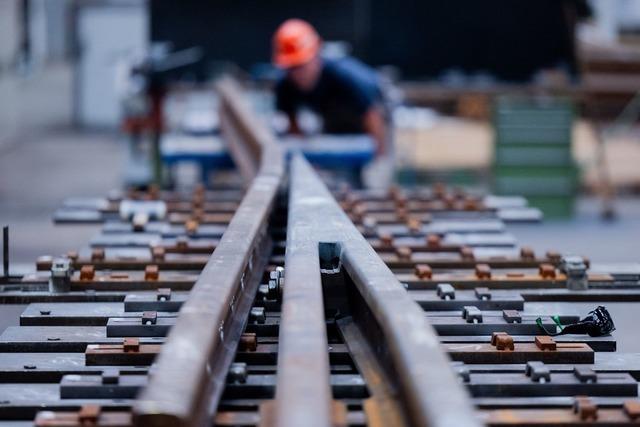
150 0 578 81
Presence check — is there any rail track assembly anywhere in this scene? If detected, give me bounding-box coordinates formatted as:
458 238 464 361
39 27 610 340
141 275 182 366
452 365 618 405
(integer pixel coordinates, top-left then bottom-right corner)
0 78 639 427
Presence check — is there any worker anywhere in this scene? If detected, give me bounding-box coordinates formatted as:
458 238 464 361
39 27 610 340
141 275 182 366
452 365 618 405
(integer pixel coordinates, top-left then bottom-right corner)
272 19 388 157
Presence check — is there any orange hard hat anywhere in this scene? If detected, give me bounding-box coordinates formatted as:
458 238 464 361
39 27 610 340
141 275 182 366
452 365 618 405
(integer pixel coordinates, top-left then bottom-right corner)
272 19 321 68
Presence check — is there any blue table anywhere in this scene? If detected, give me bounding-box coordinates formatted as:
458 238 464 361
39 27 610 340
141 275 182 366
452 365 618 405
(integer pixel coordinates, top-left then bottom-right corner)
161 133 375 185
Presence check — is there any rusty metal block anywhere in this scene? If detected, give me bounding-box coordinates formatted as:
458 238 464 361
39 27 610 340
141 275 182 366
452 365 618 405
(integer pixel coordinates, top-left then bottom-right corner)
426 234 441 249
79 265 95 281
395 207 408 222
151 246 165 262
491 332 514 351
535 336 557 351
624 400 640 420
185 219 199 235
573 395 598 420
175 236 189 251
123 338 140 352
78 404 101 423
475 264 492 279
406 217 421 234
144 265 159 281
520 247 535 260
395 246 412 261
378 233 393 248
460 246 475 261
239 332 258 352
85 341 160 366
414 264 432 279
539 263 556 279
66 250 79 262
463 197 478 211
546 250 562 264
91 248 105 262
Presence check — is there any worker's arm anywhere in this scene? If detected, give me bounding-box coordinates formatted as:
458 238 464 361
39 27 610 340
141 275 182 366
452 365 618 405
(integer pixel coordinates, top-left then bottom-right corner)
286 111 303 135
363 106 388 157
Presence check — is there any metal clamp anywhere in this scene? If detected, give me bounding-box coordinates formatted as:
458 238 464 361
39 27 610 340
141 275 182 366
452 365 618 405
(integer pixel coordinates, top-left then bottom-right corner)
436 283 455 300
227 362 248 384
102 369 120 385
250 307 266 324
525 361 550 383
502 310 522 324
49 257 73 293
573 366 597 383
474 287 491 301
559 255 588 290
462 306 483 323
142 311 157 325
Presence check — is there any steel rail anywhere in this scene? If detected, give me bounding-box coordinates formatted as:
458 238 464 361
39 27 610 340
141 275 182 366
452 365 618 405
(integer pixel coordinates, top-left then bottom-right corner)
270 160 335 427
280 154 480 427
132 79 284 427
216 78 281 182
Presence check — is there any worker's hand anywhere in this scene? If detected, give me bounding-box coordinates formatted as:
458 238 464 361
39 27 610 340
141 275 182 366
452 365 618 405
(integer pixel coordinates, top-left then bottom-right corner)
363 107 388 158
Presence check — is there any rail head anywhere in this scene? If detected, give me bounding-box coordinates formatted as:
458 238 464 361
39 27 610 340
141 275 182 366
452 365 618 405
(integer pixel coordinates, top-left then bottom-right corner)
217 78 283 182
132 80 284 427
282 154 480 427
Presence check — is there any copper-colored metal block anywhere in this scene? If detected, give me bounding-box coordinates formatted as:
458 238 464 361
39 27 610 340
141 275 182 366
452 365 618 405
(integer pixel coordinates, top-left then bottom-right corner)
414 264 432 279
475 264 491 279
623 400 640 420
426 234 441 249
535 336 557 351
492 333 514 351
91 248 105 262
460 246 475 261
520 247 535 260
79 265 95 281
546 250 562 264
123 338 140 353
396 246 412 261
239 333 258 352
145 265 159 281
406 217 421 234
151 246 165 261
378 233 394 248
539 263 556 279
574 396 598 421
185 219 199 235
66 251 79 262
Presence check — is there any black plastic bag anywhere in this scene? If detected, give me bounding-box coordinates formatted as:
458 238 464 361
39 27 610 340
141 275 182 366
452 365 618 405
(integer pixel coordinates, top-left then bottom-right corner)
536 306 615 337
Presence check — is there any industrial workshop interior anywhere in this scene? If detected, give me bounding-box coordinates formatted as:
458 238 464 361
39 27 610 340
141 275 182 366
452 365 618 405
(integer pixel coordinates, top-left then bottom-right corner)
3 0 640 426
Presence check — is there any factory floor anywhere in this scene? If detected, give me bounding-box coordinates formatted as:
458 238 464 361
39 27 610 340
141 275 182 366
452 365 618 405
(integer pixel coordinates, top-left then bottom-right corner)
1 64 639 350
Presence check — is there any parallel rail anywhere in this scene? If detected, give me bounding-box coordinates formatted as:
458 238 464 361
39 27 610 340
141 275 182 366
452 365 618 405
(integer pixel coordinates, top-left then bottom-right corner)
133 80 284 426
281 155 480 427
134 78 478 426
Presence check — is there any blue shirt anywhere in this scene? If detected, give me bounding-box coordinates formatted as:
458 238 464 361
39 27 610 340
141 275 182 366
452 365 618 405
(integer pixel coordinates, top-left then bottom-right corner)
275 57 382 133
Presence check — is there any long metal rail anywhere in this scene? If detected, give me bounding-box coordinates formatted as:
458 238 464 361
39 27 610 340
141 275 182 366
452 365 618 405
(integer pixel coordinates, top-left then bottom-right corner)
279 154 480 427
132 81 284 426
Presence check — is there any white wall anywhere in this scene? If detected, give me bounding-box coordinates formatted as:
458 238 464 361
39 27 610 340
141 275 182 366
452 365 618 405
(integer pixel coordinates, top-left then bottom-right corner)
75 2 148 128
0 0 19 69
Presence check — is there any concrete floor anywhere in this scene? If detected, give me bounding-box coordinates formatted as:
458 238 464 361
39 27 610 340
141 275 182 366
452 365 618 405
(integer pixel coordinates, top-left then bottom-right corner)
1 64 124 270
1 64 639 350
508 197 640 263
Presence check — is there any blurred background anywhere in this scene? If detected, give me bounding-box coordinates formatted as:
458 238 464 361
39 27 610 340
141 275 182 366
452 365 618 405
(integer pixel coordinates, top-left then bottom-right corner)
1 0 640 267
